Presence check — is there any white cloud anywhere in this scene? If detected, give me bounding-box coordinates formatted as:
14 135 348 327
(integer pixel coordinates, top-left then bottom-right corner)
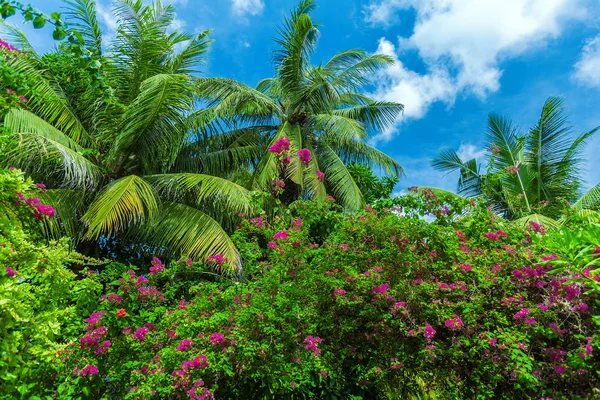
456 143 486 162
232 0 265 17
366 0 588 141
574 34 600 88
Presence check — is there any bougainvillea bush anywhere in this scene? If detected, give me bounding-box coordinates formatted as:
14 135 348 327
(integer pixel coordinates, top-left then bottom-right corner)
45 191 599 399
0 168 101 397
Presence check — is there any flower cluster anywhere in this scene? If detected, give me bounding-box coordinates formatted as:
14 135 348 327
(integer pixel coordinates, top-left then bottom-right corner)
304 335 322 357
298 148 311 166
16 192 56 220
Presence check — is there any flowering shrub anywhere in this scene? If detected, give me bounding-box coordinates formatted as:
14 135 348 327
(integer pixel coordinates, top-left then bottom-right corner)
0 168 101 397
42 191 598 399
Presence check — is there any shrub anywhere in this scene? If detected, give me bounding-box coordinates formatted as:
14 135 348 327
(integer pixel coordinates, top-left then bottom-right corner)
52 192 599 399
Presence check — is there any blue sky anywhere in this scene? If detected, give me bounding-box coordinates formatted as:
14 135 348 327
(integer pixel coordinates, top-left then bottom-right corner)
14 0 600 193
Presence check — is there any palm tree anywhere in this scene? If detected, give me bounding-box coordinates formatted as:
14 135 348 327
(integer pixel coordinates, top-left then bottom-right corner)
194 0 404 210
432 97 599 227
0 0 253 271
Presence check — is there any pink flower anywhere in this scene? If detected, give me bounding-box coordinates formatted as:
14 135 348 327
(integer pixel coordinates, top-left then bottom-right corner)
538 303 548 312
274 231 289 240
79 365 99 377
177 339 193 352
485 232 499 241
593 246 600 258
554 365 565 375
181 355 208 370
525 319 536 325
290 381 296 388
333 288 346 298
149 257 164 276
423 324 436 339
489 338 497 347
506 165 519 174
134 327 149 342
460 263 472 272
210 333 226 345
298 149 311 166
444 315 464 330
372 283 390 294
513 308 530 319
338 244 349 251
5 267 16 276
250 217 265 227
35 183 47 192
390 359 404 369
316 170 324 182
268 241 277 249
207 254 227 267
304 335 322 357
94 340 111 355
292 217 303 227
269 136 290 153
6 88 15 95
18 95 27 103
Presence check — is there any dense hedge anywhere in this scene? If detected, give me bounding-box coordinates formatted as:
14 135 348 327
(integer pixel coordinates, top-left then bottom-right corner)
1 170 599 399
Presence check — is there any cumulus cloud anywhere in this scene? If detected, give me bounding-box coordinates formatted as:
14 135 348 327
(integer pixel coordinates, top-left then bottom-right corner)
574 34 600 88
365 0 587 141
232 0 265 17
456 143 486 162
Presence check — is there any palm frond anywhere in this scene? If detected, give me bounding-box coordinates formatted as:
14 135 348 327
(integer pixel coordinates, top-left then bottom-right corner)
82 175 159 239
3 109 99 187
39 189 87 240
316 142 365 210
143 173 253 215
0 20 38 55
130 201 241 273
63 0 104 56
331 101 403 133
168 30 211 74
330 54 395 91
284 123 304 187
573 183 600 211
513 213 560 230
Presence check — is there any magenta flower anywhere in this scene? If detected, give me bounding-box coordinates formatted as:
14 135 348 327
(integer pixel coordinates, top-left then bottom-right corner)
594 246 600 258
35 183 47 192
489 338 497 347
304 335 322 357
316 169 324 182
177 339 193 352
250 217 265 227
269 136 290 153
273 231 289 240
423 324 436 339
5 267 16 276
292 217 303 227
207 254 227 267
79 365 99 377
372 283 390 294
506 165 519 174
333 288 346 298
444 315 464 330
210 332 226 345
554 365 565 375
298 148 311 166
460 263 472 272
538 303 549 312
134 327 149 342
181 355 208 370
268 241 277 249
149 257 164 276
94 340 111 355
513 308 530 319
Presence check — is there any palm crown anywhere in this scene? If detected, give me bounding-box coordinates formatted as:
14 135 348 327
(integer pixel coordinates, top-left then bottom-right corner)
0 0 253 271
432 97 599 226
195 0 404 210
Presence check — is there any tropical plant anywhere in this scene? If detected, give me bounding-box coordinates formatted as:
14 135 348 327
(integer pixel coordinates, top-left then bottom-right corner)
347 163 398 204
194 0 404 210
432 97 599 227
0 0 254 271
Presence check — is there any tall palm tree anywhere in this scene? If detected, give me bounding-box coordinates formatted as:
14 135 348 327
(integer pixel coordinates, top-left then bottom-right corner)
432 97 599 226
0 0 253 271
194 0 404 210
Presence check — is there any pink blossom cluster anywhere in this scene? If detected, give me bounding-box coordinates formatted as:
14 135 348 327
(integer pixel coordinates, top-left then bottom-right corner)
484 230 507 241
99 293 122 304
207 254 227 267
437 282 467 291
77 364 99 377
94 340 111 355
149 257 164 276
5 267 16 276
209 332 227 345
177 339 193 352
297 148 311 166
444 315 464 330
250 217 265 227
181 355 208 371
16 193 56 220
423 324 436 339
316 169 325 182
333 288 346 298
0 39 18 52
134 326 150 342
506 165 519 174
188 380 214 400
372 283 390 295
304 335 322 357
137 286 165 302
273 231 289 240
512 264 552 280
272 179 285 195
269 136 291 164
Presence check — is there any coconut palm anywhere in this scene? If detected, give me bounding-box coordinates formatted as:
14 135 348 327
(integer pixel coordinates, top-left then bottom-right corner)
432 97 599 227
0 0 253 271
194 0 404 210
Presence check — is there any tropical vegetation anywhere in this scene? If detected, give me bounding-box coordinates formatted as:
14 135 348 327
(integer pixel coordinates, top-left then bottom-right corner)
0 0 599 399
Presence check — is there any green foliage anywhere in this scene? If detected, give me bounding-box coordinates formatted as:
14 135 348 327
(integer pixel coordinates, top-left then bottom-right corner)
432 97 599 222
26 192 598 400
347 164 398 204
0 168 102 397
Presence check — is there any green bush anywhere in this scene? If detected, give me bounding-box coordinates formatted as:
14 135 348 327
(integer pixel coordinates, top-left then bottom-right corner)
46 191 598 399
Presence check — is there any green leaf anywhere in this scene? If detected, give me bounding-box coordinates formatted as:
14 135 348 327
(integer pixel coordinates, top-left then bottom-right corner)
52 27 67 40
32 16 46 29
